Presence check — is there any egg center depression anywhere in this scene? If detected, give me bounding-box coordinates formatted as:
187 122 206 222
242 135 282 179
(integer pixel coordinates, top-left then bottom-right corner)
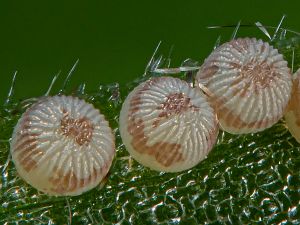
128 90 199 167
239 59 274 93
60 109 94 146
153 92 199 127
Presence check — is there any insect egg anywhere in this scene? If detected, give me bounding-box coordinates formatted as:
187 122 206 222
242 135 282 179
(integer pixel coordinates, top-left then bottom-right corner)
119 76 219 172
10 95 115 196
196 37 292 134
285 68 300 143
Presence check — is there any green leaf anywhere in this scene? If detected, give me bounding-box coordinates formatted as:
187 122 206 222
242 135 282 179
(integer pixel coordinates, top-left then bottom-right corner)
1 34 300 224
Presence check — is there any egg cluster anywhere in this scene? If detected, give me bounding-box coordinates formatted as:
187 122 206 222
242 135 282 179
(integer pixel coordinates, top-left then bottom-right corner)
10 37 300 196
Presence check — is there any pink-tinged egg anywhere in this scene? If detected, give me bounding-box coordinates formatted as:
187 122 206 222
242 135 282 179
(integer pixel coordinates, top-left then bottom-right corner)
285 69 300 143
119 76 219 172
196 37 292 134
10 95 115 196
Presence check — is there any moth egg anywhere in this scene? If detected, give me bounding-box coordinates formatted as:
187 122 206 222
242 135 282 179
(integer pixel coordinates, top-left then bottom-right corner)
10 95 115 196
285 68 300 143
196 37 292 134
119 76 219 172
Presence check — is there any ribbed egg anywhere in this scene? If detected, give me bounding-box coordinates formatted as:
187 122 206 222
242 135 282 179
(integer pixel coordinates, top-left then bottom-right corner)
285 69 300 143
119 76 219 172
196 37 292 134
10 95 115 196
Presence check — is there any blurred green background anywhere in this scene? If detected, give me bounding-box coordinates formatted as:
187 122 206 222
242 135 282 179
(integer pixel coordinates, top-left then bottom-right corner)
0 0 300 101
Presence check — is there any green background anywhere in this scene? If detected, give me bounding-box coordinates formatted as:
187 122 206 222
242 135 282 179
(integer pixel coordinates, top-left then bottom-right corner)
1 0 300 101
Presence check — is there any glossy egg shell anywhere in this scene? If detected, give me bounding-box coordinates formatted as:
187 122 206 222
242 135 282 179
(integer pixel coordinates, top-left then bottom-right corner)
196 37 292 134
10 95 115 196
119 76 219 172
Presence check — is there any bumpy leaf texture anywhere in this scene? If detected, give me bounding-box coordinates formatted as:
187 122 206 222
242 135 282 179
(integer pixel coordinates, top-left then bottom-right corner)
0 35 300 224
